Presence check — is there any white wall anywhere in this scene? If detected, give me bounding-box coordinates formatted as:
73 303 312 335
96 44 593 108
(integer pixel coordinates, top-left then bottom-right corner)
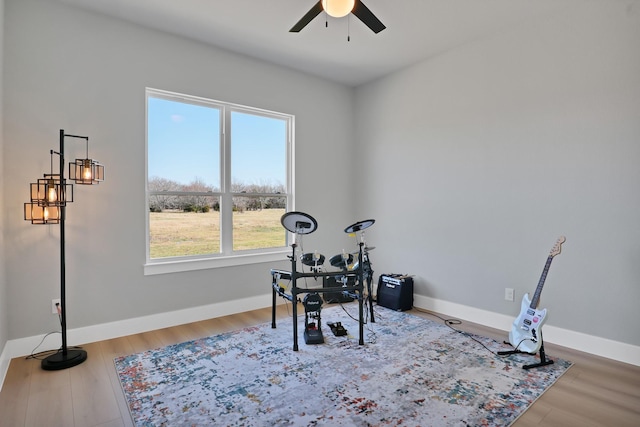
355 1 640 347
3 0 356 340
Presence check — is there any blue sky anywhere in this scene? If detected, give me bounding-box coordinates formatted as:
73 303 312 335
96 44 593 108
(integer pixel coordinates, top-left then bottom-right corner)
148 96 286 189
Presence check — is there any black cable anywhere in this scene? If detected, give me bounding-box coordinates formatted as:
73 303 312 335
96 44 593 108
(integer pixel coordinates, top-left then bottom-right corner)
25 331 83 361
25 331 60 360
412 307 523 357
335 297 380 344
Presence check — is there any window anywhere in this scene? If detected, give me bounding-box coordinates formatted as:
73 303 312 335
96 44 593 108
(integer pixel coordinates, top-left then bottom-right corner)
145 88 293 274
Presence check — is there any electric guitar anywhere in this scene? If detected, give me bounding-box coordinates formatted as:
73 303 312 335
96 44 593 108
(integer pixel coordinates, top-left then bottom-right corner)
508 236 565 354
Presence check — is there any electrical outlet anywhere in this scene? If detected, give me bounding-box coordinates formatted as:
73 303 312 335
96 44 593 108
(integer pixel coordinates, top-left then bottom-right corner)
504 288 515 302
51 298 61 314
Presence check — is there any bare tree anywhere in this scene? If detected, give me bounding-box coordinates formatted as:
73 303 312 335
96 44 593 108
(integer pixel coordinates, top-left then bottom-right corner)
182 177 214 212
149 177 181 211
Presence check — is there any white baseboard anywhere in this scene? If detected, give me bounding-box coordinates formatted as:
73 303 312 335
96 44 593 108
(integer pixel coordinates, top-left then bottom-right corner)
413 294 640 367
2 293 639 391
0 344 10 392
0 293 281 390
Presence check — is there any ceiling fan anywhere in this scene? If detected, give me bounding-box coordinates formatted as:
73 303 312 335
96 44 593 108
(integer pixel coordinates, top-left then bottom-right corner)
290 0 386 34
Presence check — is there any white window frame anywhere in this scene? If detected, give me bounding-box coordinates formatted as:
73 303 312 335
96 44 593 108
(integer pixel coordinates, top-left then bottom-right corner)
144 88 294 275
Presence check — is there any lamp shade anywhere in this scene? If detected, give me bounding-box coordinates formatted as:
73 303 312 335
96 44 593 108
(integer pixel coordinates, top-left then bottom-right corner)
69 158 104 185
24 202 60 224
322 0 355 18
30 175 73 207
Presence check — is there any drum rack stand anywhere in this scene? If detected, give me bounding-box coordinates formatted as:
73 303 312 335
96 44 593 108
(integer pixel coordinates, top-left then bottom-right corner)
271 242 367 351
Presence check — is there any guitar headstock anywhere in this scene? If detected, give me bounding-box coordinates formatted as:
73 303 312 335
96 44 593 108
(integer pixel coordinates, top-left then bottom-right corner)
549 236 566 257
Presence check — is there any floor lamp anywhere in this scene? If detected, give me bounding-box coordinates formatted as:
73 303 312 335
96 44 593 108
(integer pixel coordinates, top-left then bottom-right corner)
23 129 105 370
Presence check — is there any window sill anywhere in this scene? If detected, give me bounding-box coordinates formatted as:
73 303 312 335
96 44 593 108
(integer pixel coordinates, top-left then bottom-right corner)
144 250 290 275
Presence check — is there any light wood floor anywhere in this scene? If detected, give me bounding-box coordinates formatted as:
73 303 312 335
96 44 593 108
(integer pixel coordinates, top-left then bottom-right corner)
1 303 639 427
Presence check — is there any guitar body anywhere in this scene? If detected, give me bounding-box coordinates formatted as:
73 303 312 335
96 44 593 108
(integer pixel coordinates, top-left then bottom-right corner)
509 292 548 354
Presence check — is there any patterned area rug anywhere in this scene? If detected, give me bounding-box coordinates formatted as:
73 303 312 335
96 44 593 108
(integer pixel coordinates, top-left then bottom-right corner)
115 305 572 426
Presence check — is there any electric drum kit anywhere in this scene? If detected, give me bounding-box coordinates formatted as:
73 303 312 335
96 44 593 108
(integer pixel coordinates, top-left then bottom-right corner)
281 212 376 276
274 212 377 350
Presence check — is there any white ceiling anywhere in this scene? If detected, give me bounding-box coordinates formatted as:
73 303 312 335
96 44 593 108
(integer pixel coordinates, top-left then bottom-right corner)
56 0 584 87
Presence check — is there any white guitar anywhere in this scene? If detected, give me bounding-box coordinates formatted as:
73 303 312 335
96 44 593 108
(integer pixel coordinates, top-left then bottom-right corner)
508 236 565 354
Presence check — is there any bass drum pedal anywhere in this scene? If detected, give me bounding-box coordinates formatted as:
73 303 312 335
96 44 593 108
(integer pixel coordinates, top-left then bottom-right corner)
303 293 324 344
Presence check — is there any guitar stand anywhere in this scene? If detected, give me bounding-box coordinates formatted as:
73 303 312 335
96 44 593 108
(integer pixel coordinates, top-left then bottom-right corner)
498 331 554 370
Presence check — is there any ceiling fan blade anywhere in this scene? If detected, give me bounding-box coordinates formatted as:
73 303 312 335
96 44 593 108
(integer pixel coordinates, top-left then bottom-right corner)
290 1 324 32
352 0 386 34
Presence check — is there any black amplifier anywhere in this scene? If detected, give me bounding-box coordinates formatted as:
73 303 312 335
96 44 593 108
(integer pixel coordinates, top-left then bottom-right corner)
377 274 413 311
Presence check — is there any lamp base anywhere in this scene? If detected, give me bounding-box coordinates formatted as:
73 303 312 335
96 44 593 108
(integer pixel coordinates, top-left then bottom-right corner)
41 349 87 371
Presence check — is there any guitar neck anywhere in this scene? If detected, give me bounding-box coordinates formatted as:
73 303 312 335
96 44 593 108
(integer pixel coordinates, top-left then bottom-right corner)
530 256 553 309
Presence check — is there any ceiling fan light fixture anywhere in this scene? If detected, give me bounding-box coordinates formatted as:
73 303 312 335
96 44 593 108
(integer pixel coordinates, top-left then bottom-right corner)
322 0 355 18
290 0 385 34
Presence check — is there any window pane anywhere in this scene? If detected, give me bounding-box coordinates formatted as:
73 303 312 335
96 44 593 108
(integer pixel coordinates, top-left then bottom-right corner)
146 88 293 267
148 97 221 190
149 195 220 258
232 197 287 251
231 111 286 193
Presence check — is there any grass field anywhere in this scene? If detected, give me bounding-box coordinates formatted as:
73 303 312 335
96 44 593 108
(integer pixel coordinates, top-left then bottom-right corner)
149 208 286 258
